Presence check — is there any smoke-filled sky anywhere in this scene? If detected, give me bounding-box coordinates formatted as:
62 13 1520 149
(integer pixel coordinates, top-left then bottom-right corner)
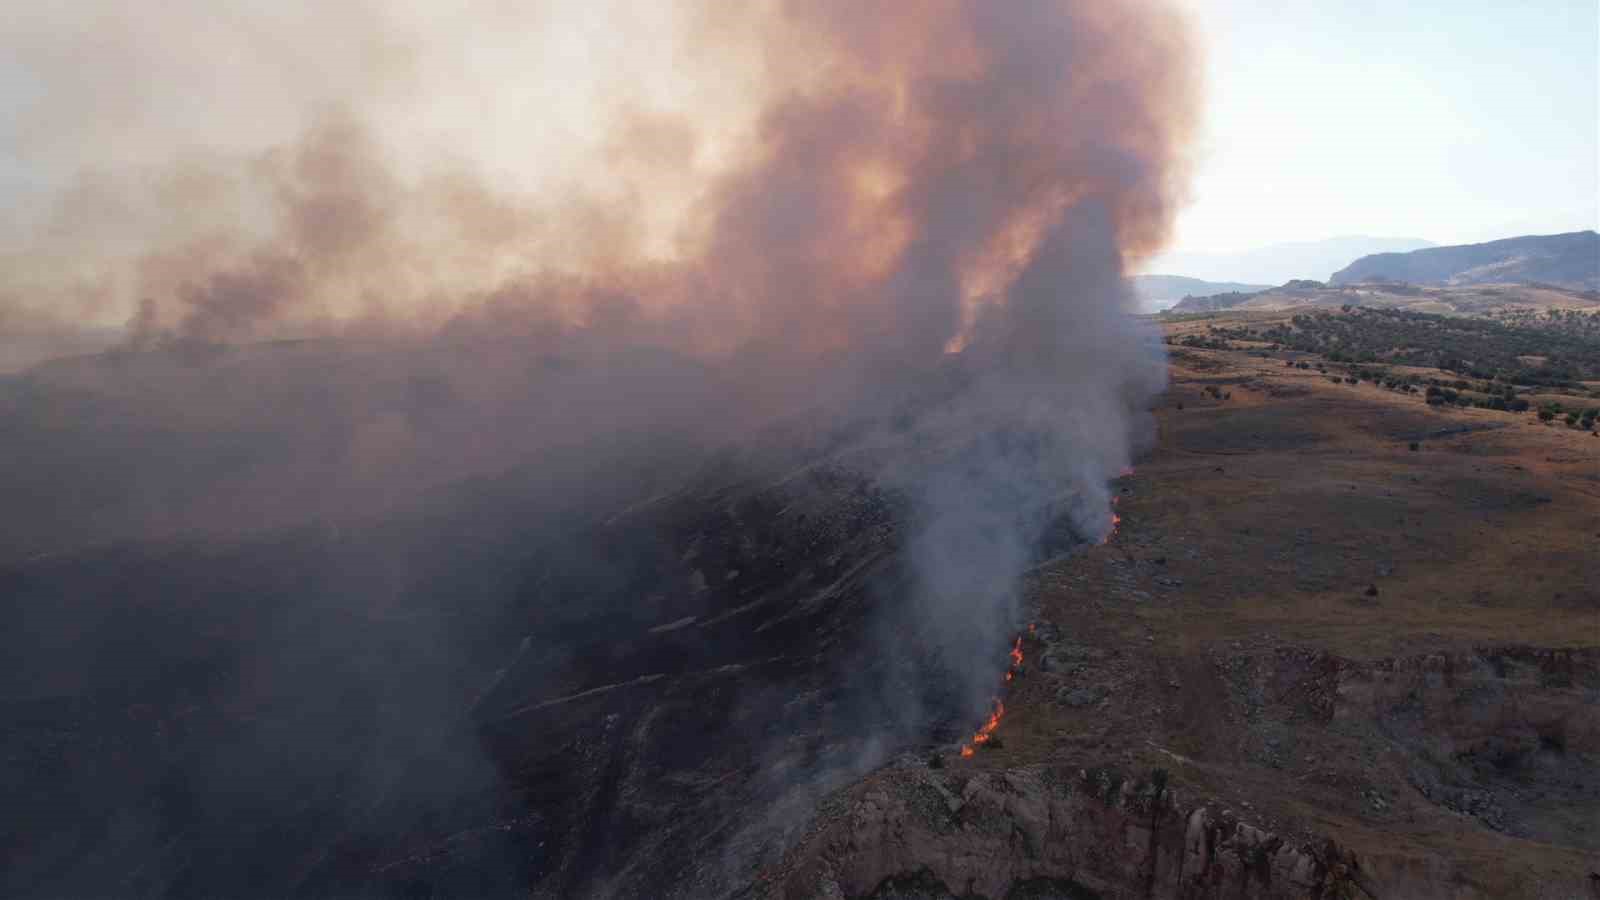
1 1 1192 342
3 2 1591 280
0 0 1191 569
1169 0 1598 252
0 5 1186 863
0 0 1190 714
6 2 1587 337
1 6 1186 891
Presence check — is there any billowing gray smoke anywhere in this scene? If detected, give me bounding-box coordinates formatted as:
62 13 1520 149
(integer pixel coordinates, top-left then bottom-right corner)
1 0 1196 894
887 204 1170 714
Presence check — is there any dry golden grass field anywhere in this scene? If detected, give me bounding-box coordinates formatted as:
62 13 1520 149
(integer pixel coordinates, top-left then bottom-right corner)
947 317 1599 895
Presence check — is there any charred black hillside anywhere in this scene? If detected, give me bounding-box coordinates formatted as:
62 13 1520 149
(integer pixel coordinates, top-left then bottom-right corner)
2 417 1027 899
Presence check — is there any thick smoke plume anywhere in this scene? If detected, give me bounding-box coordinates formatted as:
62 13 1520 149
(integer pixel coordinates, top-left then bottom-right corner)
2 0 1196 892
3 0 1194 528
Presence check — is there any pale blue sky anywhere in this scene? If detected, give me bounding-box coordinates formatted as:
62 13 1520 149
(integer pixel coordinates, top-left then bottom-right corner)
1169 0 1599 253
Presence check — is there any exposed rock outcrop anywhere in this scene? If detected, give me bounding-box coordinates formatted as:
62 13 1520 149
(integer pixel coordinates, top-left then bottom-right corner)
760 764 1373 899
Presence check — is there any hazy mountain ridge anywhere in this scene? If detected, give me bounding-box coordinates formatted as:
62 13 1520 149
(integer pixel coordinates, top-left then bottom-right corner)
1131 275 1272 311
1330 231 1600 290
1144 236 1435 284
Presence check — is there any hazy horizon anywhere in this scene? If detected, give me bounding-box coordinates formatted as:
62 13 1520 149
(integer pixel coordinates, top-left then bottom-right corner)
4 2 1596 332
1166 0 1598 256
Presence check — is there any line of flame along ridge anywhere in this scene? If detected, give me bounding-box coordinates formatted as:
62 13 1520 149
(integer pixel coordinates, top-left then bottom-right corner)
959 467 1130 758
960 633 1025 758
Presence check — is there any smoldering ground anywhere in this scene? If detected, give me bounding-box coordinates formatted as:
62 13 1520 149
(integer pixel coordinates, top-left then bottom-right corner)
1 1 1197 896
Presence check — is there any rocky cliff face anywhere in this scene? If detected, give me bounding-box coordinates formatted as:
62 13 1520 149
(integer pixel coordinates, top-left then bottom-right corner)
741 643 1600 900
758 763 1371 899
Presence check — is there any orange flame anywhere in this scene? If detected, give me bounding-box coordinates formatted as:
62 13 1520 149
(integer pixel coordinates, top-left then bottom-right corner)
1101 495 1122 544
959 633 1025 757
1099 465 1134 544
960 699 1004 757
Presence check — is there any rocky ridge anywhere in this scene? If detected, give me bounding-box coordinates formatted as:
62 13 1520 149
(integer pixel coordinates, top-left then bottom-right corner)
757 762 1372 899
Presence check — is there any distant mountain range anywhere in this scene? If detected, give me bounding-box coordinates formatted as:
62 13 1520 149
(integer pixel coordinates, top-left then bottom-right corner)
1329 231 1599 291
1143 236 1435 285
1130 275 1271 311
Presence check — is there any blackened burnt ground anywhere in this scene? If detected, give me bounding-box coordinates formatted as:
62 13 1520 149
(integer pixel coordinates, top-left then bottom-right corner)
2 418 1012 899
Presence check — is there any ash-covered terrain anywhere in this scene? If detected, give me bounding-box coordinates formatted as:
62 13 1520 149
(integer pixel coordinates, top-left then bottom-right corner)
0 380 1002 898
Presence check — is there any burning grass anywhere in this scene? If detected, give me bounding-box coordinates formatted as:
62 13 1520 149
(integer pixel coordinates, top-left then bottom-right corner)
960 635 1027 758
